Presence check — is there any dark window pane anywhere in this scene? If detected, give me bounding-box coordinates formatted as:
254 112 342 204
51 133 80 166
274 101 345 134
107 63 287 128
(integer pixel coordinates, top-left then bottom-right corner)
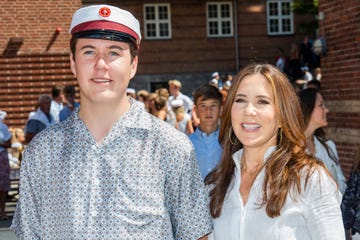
159 23 169 36
208 5 218 18
145 6 155 20
146 23 156 37
269 2 278 16
221 4 230 18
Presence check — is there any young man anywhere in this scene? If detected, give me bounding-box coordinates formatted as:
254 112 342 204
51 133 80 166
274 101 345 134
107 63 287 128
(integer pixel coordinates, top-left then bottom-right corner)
189 84 223 180
11 5 212 239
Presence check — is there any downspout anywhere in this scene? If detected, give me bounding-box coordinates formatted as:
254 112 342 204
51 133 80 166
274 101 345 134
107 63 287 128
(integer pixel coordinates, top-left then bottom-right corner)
234 0 239 72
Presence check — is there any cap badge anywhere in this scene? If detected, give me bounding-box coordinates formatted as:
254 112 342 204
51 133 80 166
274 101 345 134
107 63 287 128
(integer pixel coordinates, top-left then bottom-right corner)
99 7 111 17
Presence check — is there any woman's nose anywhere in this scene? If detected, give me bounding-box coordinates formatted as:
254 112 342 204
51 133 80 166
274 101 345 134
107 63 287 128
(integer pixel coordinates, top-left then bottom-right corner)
245 103 256 115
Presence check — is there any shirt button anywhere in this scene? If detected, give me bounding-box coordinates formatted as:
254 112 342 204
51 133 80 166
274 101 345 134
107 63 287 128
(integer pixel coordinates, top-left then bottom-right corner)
90 210 98 217
93 179 100 185
91 145 97 150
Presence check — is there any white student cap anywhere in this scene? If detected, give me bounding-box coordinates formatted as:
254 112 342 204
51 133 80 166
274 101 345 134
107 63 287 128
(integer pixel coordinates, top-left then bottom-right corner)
171 99 184 108
69 5 141 49
212 72 219 78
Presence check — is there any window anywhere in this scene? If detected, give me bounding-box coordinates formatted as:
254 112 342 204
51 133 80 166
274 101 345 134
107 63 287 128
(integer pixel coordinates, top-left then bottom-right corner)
267 0 294 35
206 2 233 37
144 4 171 39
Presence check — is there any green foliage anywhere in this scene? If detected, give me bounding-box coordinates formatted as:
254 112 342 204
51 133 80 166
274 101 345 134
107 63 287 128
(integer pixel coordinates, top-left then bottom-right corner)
292 0 319 35
292 0 318 15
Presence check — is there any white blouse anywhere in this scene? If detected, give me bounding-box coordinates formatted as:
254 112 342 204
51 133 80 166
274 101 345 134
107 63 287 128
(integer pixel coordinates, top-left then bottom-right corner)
209 147 345 240
314 137 347 195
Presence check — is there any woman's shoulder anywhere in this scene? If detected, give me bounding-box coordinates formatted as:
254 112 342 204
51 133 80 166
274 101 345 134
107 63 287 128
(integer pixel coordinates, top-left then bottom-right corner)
300 164 341 203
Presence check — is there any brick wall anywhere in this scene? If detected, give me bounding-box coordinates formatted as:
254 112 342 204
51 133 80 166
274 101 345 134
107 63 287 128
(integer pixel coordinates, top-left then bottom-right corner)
0 0 79 54
0 54 77 128
0 0 80 129
319 0 360 178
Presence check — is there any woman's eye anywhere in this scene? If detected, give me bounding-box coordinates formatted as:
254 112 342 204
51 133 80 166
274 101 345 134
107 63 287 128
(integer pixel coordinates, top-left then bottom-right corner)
234 98 245 103
258 99 270 105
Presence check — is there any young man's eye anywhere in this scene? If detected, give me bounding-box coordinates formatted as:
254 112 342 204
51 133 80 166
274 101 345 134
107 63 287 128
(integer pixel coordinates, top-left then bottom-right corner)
83 50 94 55
109 51 120 56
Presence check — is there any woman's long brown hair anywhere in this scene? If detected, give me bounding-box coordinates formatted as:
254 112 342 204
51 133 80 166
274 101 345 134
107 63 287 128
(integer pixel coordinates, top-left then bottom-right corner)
205 64 322 218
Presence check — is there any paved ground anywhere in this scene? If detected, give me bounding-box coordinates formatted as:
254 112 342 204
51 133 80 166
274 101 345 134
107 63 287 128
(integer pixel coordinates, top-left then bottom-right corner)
0 203 17 240
0 182 18 240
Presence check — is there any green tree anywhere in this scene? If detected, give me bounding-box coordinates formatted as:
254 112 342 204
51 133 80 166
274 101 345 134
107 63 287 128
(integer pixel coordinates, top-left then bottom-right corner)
292 0 319 35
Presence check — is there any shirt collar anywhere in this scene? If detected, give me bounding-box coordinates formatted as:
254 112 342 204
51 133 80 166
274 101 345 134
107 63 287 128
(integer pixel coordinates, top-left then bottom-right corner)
232 146 277 170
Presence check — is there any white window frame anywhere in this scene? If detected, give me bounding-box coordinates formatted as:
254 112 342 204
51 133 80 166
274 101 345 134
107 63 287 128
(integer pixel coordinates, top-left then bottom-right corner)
267 0 294 35
143 3 172 39
206 2 233 37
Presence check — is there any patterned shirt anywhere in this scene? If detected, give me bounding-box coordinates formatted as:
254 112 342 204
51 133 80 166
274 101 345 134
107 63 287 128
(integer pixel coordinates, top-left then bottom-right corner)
11 99 212 240
189 128 222 179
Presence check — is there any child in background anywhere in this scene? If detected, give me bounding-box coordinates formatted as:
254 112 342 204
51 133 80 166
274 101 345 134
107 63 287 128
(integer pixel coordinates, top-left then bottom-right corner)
189 84 223 180
172 99 194 135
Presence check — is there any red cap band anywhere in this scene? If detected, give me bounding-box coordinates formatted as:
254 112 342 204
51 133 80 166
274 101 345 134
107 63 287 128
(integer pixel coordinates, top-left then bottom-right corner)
71 20 140 42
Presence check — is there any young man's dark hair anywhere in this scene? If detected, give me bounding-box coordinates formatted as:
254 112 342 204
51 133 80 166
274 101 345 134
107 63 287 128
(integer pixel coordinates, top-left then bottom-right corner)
192 84 223 104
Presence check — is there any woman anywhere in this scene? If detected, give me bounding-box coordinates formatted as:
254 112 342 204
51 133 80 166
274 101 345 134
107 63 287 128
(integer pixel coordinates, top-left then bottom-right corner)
341 147 360 239
0 110 11 220
205 64 344 239
298 88 347 194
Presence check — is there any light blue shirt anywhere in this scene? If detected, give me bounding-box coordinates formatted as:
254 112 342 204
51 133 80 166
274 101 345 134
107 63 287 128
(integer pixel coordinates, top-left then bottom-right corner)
189 127 223 179
59 102 80 122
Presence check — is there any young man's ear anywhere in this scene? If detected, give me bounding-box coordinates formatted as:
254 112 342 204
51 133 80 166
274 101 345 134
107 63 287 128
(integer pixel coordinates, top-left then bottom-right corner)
130 56 138 79
69 54 76 77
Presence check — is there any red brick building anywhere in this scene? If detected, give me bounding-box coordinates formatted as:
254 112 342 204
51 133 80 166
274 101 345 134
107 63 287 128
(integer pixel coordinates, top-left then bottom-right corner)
318 0 360 177
1 0 357 176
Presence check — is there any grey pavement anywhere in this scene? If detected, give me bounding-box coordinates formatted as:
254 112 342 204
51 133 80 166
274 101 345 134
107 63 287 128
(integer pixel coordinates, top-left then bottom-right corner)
0 186 18 240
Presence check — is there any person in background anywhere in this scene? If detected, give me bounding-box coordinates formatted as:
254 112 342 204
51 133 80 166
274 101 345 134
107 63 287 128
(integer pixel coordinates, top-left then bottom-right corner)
275 47 286 72
307 79 321 90
189 84 223 180
315 67 322 81
50 85 64 123
151 94 176 127
205 63 344 240
301 66 313 82
126 88 136 99
156 87 176 126
24 94 54 144
172 99 194 135
298 88 347 195
285 43 303 83
136 89 149 110
12 5 212 239
0 110 11 220
224 73 233 88
341 146 360 240
210 72 221 89
59 85 80 122
168 79 194 115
